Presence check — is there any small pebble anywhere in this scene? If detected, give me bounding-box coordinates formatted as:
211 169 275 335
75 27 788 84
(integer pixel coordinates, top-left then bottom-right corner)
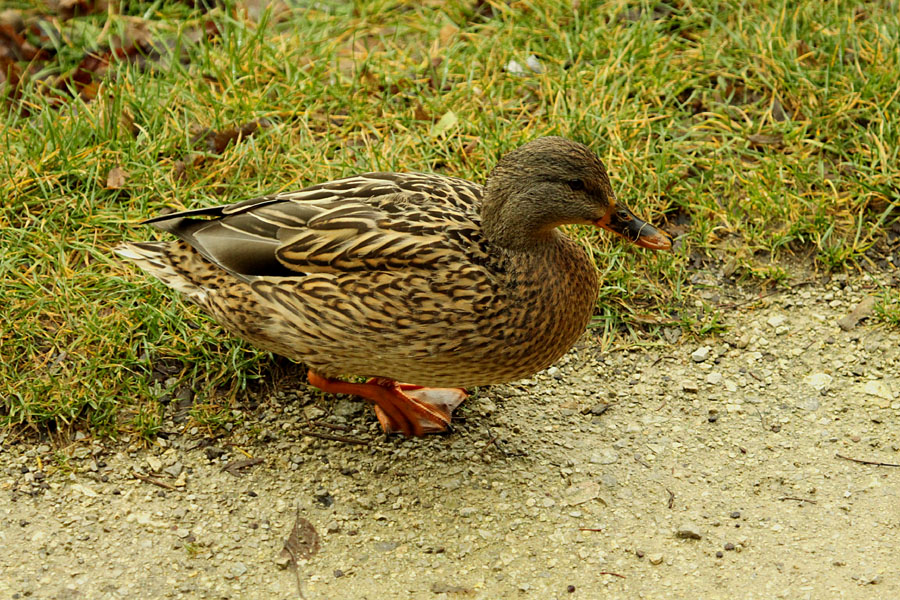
767 314 786 328
163 462 183 478
589 450 619 465
691 346 711 363
675 523 702 540
204 446 226 460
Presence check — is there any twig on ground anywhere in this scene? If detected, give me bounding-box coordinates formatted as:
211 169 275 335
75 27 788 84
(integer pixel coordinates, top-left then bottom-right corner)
132 470 177 490
836 453 900 467
222 457 264 476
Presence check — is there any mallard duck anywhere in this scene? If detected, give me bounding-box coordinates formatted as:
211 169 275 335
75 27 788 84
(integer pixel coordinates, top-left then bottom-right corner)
116 137 672 436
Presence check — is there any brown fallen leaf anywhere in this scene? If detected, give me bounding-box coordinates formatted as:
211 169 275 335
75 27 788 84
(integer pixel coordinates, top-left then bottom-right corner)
106 166 128 189
837 295 876 331
413 102 430 121
461 136 480 157
795 39 816 64
280 509 320 599
54 0 108 21
747 133 783 147
192 119 271 154
0 23 42 61
281 512 320 561
438 23 458 47
771 97 787 122
0 55 23 106
172 157 190 181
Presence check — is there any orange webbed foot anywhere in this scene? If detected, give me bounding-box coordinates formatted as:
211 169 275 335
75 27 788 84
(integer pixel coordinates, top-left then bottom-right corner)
307 371 467 437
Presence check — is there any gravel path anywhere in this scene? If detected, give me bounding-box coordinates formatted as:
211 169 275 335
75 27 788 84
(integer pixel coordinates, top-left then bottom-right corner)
2 273 899 599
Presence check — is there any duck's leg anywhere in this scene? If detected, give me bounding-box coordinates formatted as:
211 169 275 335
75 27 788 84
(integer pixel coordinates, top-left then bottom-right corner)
307 371 466 437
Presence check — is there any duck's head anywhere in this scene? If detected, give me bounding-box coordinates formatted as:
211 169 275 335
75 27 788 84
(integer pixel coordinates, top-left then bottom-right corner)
483 136 672 252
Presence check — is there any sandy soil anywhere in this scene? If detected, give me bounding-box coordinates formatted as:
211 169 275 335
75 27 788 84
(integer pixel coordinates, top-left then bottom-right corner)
2 272 899 600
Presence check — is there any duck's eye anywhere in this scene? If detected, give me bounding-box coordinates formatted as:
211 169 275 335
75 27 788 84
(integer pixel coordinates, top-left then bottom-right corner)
566 179 585 191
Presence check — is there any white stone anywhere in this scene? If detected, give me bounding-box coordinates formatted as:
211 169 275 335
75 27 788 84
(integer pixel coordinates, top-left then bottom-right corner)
767 314 787 328
803 373 833 390
863 380 894 401
691 346 711 362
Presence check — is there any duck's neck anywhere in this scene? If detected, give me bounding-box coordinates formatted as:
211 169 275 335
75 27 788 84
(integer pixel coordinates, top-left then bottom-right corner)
481 181 556 252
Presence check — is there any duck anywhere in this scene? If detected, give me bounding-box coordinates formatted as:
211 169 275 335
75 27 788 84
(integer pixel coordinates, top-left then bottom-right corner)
116 136 672 437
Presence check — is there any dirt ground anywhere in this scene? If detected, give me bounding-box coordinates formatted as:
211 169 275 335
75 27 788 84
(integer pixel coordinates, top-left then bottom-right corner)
2 271 899 600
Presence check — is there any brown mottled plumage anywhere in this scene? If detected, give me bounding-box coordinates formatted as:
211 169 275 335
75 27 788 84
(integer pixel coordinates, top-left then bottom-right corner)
116 137 672 436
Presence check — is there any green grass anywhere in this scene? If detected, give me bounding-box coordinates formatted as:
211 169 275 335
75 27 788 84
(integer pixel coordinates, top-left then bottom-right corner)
2 0 898 436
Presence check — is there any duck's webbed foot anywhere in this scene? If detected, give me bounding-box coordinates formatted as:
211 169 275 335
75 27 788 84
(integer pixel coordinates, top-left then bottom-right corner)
307 371 467 437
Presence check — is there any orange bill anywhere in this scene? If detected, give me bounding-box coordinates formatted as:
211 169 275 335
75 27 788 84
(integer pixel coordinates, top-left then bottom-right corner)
595 206 673 250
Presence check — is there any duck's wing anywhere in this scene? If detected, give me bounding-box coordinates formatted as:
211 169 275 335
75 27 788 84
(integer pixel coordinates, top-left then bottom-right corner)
145 172 488 281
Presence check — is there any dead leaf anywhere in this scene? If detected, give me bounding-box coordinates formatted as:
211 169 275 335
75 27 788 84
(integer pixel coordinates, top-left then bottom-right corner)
771 97 787 122
172 158 190 181
413 102 430 121
747 133 783 147
438 23 458 47
795 40 816 64
837 296 876 331
280 510 320 599
0 24 41 61
281 512 320 562
430 110 458 137
79 80 100 100
55 0 108 21
719 79 769 106
106 166 128 189
0 55 23 105
192 119 271 154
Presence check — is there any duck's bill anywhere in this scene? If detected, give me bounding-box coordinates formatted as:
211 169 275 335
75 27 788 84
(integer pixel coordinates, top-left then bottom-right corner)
595 206 673 251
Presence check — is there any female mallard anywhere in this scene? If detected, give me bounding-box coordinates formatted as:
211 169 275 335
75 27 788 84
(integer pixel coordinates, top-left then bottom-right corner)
117 137 671 436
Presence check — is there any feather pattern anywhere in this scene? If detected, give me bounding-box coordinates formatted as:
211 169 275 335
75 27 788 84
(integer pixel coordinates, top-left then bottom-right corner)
117 137 669 391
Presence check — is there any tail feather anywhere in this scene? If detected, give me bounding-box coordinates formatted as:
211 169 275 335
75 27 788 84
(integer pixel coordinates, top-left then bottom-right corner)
115 242 207 302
